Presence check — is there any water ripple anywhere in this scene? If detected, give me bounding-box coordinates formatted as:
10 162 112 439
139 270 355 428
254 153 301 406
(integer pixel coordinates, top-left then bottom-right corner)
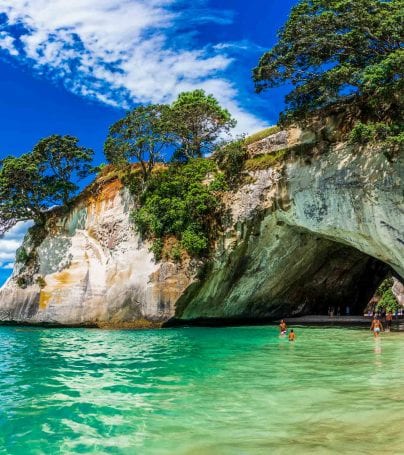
0 326 403 454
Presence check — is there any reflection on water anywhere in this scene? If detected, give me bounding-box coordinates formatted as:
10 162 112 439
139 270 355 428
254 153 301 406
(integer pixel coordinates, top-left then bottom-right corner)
0 325 403 454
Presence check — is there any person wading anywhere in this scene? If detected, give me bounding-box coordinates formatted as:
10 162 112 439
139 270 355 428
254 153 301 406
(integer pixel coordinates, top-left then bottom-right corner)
279 320 287 335
370 317 384 338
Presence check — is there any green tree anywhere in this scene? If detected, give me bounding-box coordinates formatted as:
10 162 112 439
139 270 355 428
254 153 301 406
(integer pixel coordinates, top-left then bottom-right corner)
377 288 399 313
375 276 394 297
104 104 171 180
0 136 94 235
253 0 403 122
32 135 94 205
167 90 236 160
0 153 49 234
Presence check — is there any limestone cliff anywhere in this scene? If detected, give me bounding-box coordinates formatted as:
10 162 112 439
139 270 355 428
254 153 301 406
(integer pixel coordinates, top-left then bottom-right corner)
0 179 193 326
0 122 402 326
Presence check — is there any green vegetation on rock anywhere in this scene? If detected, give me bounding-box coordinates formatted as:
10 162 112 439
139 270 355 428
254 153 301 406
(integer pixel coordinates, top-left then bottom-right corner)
244 126 281 146
244 149 287 171
131 159 224 258
375 276 394 298
15 246 29 264
375 276 399 313
349 121 404 147
214 139 248 186
101 90 237 260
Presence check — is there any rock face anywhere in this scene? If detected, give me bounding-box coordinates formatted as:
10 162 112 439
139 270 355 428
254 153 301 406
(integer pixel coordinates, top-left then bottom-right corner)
0 124 403 326
175 130 403 322
0 180 192 326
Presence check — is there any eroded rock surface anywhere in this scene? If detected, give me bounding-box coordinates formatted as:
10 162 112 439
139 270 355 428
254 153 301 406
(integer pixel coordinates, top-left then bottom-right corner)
0 180 192 326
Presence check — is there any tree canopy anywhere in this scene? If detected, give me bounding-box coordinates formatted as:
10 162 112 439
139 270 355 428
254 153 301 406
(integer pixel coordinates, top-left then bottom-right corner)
104 104 172 181
168 90 236 160
104 90 236 173
0 135 94 235
253 0 403 122
0 153 48 235
32 135 94 205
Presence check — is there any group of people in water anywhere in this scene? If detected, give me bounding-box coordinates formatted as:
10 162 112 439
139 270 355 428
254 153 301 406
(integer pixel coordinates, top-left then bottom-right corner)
279 320 295 341
279 313 394 339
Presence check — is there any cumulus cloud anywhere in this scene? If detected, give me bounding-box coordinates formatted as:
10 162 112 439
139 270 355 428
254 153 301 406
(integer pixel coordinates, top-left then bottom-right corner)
0 221 33 274
0 0 266 134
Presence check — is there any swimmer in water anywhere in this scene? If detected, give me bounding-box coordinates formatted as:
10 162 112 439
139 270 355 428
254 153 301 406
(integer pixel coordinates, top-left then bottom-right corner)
279 319 287 335
370 317 383 338
288 329 296 341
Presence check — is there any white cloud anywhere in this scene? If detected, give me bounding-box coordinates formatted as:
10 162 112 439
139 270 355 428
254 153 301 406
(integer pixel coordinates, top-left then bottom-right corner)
0 31 19 56
0 221 33 275
0 0 266 135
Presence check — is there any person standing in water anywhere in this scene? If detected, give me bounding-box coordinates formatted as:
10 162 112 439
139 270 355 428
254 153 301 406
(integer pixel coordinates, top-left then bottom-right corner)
288 329 296 341
279 320 287 335
370 317 383 338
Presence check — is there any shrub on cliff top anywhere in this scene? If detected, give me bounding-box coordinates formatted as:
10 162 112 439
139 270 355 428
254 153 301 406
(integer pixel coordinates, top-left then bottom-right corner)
349 121 403 149
214 139 248 186
244 126 281 146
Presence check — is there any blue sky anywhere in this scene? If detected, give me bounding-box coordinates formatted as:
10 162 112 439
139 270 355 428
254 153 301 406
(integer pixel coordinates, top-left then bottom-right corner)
0 0 298 285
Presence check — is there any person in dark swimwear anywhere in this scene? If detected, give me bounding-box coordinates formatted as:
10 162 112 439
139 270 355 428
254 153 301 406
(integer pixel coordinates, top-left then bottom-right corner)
386 312 393 331
370 317 383 337
279 320 287 335
288 329 296 341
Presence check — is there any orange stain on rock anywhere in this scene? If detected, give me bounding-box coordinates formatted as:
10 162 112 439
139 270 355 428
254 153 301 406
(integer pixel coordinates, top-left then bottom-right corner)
54 270 75 286
87 179 123 218
38 269 78 310
39 291 52 310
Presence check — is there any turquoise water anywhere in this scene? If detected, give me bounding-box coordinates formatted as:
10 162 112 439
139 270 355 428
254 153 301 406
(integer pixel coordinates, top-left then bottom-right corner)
0 325 403 454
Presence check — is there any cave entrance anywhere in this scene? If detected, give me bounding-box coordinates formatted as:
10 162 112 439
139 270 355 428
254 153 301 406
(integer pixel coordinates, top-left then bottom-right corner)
172 222 399 324
276 238 392 318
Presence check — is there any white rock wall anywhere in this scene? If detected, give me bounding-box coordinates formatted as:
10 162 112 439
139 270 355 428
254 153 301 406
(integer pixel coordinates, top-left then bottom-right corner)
0 180 191 326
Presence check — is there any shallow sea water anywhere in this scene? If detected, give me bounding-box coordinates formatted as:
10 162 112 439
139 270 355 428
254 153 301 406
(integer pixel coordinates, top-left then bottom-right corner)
0 325 403 454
